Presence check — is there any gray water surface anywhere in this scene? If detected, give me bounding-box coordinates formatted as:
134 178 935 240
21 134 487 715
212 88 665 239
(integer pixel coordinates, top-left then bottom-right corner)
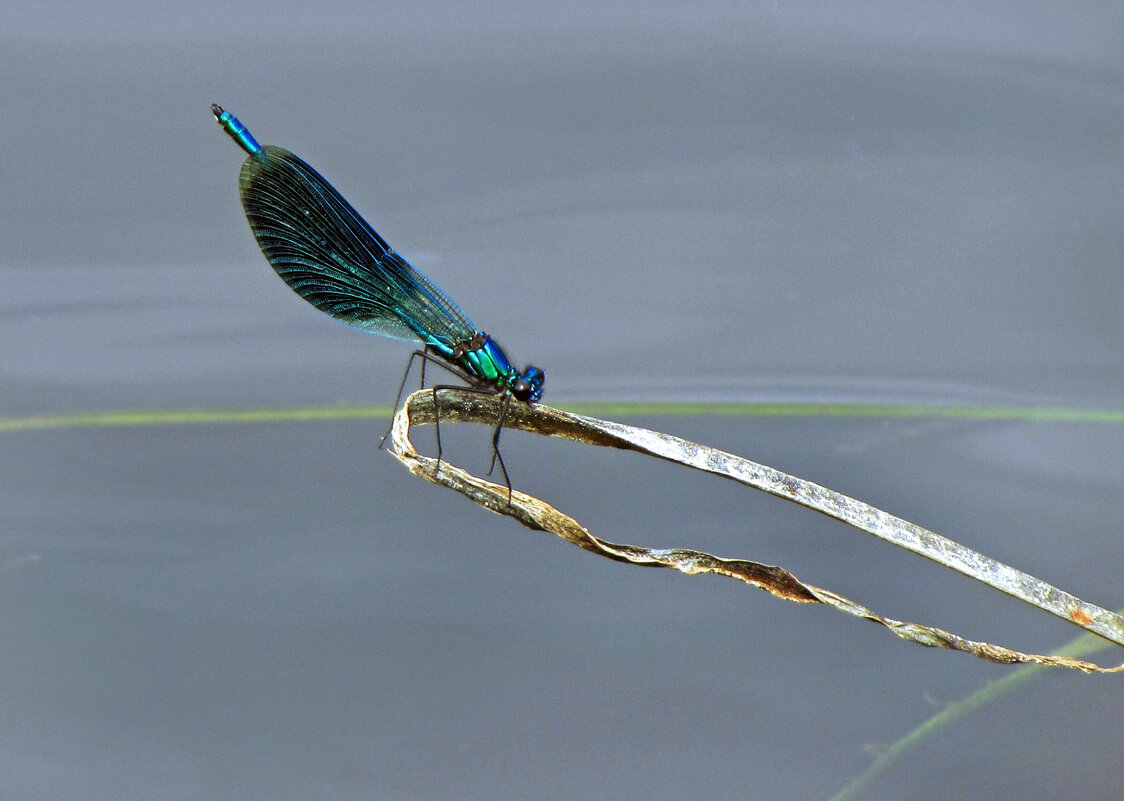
3 3 1122 799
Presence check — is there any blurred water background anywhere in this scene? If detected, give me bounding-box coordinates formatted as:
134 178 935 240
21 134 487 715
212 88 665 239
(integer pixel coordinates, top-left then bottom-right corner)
2 3 1122 799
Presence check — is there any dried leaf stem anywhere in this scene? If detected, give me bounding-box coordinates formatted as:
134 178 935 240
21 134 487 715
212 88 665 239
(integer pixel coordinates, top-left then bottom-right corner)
389 389 1123 673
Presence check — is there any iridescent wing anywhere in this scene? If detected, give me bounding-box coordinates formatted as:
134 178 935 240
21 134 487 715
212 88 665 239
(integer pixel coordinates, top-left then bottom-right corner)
237 144 477 350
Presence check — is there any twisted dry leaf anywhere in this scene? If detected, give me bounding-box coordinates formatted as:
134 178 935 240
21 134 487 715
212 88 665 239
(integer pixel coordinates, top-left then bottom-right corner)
389 389 1124 673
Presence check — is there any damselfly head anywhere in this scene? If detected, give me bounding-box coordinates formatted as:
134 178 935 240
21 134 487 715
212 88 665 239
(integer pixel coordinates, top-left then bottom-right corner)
511 366 545 402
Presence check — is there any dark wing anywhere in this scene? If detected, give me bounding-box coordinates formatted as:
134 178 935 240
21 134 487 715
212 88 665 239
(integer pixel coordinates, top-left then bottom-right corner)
238 145 476 348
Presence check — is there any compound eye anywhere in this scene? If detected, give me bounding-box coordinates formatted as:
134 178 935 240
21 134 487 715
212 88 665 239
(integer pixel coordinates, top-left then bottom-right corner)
510 379 532 402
